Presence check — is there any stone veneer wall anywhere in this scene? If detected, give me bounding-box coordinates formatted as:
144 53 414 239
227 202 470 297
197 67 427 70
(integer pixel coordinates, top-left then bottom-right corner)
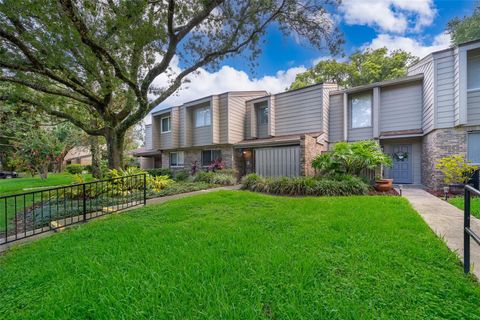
422 128 467 189
300 134 326 176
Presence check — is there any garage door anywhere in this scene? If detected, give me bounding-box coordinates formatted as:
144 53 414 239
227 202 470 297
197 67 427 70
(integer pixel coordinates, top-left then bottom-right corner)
255 146 300 177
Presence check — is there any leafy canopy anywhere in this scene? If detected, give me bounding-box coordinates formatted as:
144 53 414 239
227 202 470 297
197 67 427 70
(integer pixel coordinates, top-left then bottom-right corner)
289 48 418 90
312 140 392 176
447 5 480 45
0 0 342 168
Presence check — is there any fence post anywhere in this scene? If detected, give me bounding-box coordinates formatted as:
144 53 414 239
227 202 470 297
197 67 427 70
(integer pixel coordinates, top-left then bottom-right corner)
83 184 87 222
464 188 471 274
143 174 147 206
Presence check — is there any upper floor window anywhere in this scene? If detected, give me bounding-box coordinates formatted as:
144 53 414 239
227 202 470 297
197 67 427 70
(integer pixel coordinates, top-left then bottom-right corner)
195 106 211 128
202 150 221 166
257 104 268 125
467 49 480 91
170 151 184 167
351 93 372 129
161 116 171 133
468 132 480 164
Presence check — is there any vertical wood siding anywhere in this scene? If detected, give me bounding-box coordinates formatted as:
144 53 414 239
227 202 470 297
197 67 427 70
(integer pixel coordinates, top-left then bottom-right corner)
328 93 344 142
379 82 423 132
255 146 300 177
145 124 152 149
274 85 324 136
408 56 435 133
219 93 229 144
435 50 456 128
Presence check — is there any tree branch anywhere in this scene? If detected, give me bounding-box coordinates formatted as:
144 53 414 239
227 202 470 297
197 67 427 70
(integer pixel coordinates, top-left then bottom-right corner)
140 0 224 97
0 95 105 136
58 0 142 98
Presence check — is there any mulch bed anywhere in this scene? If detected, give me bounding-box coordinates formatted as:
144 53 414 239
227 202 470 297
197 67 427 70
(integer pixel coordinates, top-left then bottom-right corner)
369 188 399 196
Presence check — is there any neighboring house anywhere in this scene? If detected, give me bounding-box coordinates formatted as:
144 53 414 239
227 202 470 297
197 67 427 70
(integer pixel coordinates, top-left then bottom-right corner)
135 39 480 188
64 147 92 166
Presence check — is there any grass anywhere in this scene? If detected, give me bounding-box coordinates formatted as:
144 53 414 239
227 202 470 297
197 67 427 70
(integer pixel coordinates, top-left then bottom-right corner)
449 196 480 218
0 172 92 196
0 191 479 319
0 173 92 230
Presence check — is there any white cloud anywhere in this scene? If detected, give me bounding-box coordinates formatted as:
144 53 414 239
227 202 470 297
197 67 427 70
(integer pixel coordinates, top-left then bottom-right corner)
366 32 451 59
339 0 436 34
145 57 306 124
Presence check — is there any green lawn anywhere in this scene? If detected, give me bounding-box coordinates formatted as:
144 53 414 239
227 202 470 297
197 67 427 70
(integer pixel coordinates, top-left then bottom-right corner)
0 191 479 319
449 196 480 218
0 172 91 196
0 173 92 230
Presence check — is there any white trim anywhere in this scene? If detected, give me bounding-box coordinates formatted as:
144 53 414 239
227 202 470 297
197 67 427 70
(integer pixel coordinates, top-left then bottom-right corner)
160 116 171 133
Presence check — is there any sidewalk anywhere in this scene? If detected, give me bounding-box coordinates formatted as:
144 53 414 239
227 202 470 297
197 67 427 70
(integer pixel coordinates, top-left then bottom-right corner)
402 188 480 279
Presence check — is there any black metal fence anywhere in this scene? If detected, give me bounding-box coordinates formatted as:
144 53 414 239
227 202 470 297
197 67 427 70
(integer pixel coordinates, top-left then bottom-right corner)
0 174 146 244
464 184 480 274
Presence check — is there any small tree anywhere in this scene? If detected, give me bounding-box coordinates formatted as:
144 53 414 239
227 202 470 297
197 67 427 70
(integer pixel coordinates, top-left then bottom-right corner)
312 140 392 176
436 155 477 185
17 129 63 179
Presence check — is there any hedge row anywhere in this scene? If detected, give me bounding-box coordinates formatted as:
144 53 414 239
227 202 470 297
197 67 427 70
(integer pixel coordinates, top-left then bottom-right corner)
241 173 370 196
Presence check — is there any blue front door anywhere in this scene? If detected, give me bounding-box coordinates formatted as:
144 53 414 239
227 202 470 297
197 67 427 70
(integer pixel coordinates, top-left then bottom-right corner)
392 144 412 184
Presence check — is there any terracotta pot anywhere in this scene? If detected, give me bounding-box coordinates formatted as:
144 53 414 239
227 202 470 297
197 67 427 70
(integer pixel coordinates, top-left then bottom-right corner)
374 179 393 192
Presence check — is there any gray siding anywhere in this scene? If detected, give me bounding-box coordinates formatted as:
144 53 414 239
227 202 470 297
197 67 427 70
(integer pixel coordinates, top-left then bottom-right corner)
179 106 186 147
468 90 480 125
328 93 344 142
435 51 456 128
382 139 422 184
160 132 173 149
274 85 324 136
227 95 248 143
255 146 300 177
145 124 152 149
408 56 435 133
219 93 228 144
379 82 423 132
245 101 252 139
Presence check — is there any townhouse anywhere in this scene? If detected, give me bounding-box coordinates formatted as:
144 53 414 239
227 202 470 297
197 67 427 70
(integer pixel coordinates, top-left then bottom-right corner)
135 39 480 188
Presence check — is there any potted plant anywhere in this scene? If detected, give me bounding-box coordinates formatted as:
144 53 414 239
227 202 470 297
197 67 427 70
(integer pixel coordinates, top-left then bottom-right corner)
374 174 393 192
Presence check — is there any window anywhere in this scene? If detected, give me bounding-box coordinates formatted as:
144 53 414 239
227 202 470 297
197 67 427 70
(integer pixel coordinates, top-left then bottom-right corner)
194 106 211 128
169 152 184 167
468 49 480 90
161 116 171 133
468 132 480 164
202 150 222 166
257 104 268 125
351 93 372 128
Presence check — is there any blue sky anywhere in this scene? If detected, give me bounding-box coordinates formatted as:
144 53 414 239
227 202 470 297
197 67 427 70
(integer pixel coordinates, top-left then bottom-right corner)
149 0 476 116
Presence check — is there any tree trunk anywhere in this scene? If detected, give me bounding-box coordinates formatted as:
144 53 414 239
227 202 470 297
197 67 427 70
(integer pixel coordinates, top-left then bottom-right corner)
105 129 125 170
89 135 102 179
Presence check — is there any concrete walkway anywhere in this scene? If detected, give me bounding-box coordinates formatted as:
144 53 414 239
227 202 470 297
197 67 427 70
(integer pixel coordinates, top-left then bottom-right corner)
402 188 480 279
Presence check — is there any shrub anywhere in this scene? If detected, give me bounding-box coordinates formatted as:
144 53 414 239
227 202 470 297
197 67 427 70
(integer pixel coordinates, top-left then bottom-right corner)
210 173 236 185
66 164 84 174
146 168 173 178
147 175 174 192
436 155 477 185
312 140 391 176
194 171 236 185
173 170 189 181
241 173 369 196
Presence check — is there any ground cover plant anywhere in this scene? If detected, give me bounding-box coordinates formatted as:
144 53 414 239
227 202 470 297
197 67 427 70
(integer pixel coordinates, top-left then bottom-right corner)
0 191 479 319
449 196 480 219
241 173 370 196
